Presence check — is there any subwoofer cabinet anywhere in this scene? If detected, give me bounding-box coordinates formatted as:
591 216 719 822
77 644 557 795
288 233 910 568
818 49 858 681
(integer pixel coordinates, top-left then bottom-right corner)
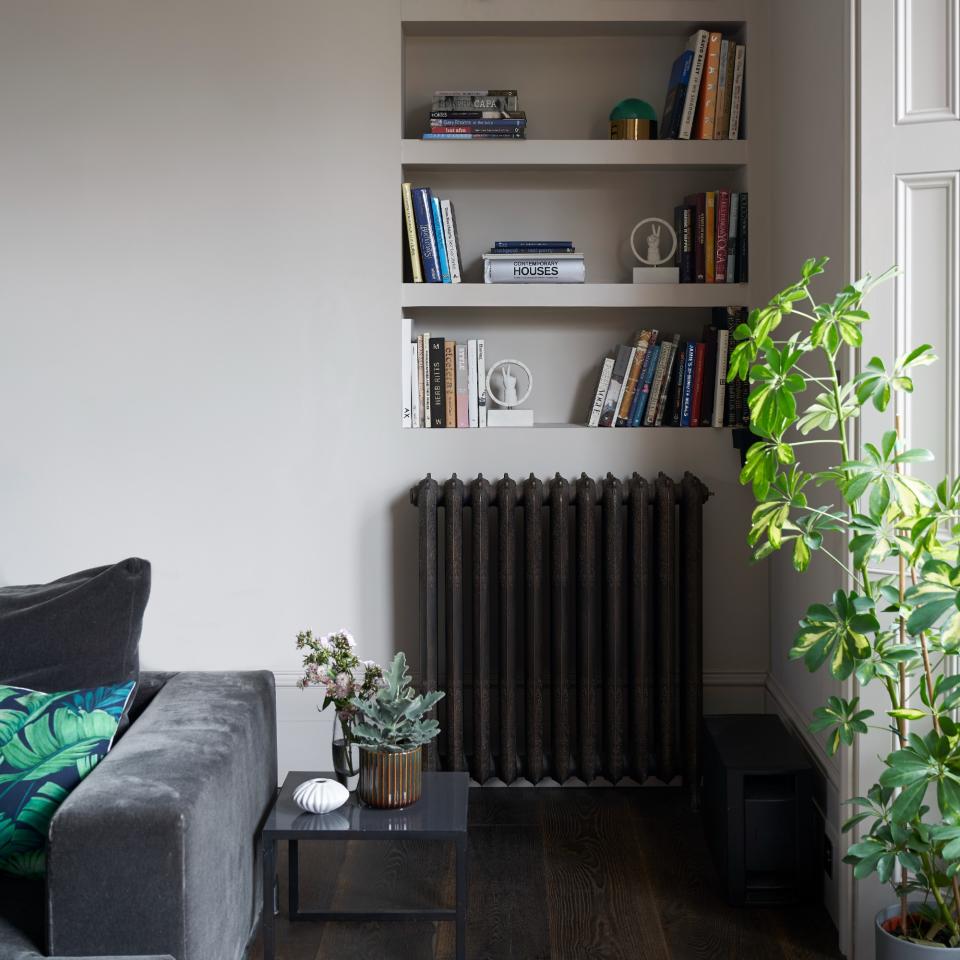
703 714 816 906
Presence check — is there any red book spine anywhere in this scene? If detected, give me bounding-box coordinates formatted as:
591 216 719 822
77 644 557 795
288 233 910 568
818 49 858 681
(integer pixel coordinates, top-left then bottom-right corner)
690 342 706 426
715 190 730 283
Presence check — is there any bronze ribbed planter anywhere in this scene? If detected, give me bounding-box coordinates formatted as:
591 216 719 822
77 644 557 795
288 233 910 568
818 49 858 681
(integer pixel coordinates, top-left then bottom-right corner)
358 745 422 808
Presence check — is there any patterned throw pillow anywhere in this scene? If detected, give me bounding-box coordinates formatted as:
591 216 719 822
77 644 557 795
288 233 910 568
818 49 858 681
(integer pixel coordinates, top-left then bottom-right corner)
0 681 135 878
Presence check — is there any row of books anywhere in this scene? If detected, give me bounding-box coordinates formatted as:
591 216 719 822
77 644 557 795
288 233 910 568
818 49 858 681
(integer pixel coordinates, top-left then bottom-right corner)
423 90 527 140
400 319 488 428
661 30 745 140
676 191 748 284
482 241 585 284
587 307 750 428
402 183 463 284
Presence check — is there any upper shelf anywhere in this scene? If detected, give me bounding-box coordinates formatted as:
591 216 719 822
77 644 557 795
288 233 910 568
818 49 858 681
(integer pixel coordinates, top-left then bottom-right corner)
401 138 748 171
402 283 752 309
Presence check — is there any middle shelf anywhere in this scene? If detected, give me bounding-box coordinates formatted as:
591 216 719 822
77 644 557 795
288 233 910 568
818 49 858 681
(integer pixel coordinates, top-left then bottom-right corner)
401 282 752 309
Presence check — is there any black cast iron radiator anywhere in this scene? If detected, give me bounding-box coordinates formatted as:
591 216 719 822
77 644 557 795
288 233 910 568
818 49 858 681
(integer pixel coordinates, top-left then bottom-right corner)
410 472 710 795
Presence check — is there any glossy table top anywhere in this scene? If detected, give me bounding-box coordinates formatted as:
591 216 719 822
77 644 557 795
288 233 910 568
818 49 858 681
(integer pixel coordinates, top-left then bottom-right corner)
264 770 469 839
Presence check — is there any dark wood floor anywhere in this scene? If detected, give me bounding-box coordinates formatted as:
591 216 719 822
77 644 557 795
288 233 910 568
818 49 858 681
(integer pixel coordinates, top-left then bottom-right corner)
249 787 842 960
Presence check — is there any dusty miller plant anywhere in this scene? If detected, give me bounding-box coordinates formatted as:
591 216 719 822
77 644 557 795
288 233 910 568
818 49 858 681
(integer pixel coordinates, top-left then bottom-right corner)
733 257 960 945
349 652 444 753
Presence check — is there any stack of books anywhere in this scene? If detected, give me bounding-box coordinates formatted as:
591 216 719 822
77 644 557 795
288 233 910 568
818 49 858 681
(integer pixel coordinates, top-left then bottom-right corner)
423 90 527 140
674 191 748 283
482 241 584 284
587 307 750 428
660 29 745 140
402 182 463 284
401 319 488 429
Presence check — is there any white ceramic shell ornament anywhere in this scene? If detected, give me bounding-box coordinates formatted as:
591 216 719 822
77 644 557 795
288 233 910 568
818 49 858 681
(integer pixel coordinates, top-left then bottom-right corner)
293 777 349 815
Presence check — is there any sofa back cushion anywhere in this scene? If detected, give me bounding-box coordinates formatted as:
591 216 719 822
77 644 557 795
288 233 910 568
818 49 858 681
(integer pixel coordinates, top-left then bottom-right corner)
0 681 136 877
0 558 150 691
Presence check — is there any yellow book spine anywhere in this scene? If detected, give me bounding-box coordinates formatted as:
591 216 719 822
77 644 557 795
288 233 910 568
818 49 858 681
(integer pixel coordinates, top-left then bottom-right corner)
402 182 423 283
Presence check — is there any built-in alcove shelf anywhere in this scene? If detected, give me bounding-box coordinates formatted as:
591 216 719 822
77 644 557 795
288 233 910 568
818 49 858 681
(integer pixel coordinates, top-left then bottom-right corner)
402 282 751 309
401 139 748 172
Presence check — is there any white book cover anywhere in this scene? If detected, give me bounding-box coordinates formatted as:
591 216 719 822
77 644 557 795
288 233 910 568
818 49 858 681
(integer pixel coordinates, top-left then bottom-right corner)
410 343 420 428
712 328 730 427
477 338 487 427
421 332 432 428
588 357 615 426
484 258 585 284
416 335 426 425
679 29 710 140
440 199 462 284
467 339 479 427
401 317 412 428
729 45 746 139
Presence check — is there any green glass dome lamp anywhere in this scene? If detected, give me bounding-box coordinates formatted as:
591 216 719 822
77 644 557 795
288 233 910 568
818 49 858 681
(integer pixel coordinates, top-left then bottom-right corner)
609 98 657 140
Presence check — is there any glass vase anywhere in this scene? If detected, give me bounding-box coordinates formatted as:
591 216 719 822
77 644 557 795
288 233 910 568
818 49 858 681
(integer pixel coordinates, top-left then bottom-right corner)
331 712 359 791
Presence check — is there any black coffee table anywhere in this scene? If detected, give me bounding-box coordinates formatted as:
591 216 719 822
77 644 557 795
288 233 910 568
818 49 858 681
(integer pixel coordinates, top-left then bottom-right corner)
261 770 469 960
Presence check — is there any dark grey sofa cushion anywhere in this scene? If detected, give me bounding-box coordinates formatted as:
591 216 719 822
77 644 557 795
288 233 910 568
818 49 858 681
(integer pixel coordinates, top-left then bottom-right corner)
0 558 150 691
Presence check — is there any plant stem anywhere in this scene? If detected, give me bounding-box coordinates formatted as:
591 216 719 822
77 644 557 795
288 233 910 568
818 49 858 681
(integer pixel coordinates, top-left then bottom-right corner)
924 851 960 939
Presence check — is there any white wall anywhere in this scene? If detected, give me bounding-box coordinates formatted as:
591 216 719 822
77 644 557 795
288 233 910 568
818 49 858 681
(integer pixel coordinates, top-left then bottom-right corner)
0 0 768 776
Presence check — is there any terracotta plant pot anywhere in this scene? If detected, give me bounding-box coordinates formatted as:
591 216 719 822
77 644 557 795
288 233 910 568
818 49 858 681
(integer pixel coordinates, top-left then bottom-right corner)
876 904 960 958
357 745 422 809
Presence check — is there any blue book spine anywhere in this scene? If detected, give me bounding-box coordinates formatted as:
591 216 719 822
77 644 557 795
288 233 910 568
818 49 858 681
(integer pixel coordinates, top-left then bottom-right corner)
632 345 660 426
671 51 694 138
680 342 697 426
626 346 653 426
412 188 441 283
431 196 452 283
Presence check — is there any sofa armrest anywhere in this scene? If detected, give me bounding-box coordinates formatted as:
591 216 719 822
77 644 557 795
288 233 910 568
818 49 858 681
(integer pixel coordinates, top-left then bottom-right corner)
46 671 277 960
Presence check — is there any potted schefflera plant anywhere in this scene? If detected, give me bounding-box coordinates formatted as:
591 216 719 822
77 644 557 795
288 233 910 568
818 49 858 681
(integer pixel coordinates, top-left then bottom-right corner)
350 652 444 809
732 258 960 956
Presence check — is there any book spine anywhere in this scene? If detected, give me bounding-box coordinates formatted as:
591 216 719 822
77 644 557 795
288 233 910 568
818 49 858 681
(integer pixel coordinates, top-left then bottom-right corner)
422 132 523 139
616 339 649 427
484 259 585 283
430 118 526 128
430 110 526 119
699 328 717 426
431 196 452 283
455 342 469 428
429 337 445 427
613 348 637 425
401 183 423 283
598 345 633 427
493 247 576 254
588 357 616 426
680 342 696 426
654 337 681 425
432 95 520 111
715 190 730 283
633 344 661 426
401 317 412 428
417 334 426 427
477 339 487 427
729 45 746 139
714 39 731 140
693 32 722 139
440 199 462 284
690 342 706 425
726 193 739 283
737 192 748 282
685 194 706 282
412 188 441 283
705 192 716 282
679 30 709 140
444 341 456 426
678 205 694 282
643 343 672 426
410 342 421 429
628 330 660 425
494 241 574 249
712 328 729 427
671 341 687 425
467 339 479 428
421 333 431 428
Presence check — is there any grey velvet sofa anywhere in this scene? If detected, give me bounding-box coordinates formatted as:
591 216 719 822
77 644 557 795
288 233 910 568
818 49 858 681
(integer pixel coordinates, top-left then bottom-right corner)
0 669 277 960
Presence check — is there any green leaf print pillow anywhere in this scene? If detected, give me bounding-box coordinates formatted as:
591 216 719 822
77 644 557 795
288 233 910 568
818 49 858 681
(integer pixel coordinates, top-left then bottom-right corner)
0 681 135 878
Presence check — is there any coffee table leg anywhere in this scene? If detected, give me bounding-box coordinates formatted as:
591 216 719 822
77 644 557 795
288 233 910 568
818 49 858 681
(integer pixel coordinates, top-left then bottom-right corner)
456 835 467 960
289 838 300 919
262 836 276 960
